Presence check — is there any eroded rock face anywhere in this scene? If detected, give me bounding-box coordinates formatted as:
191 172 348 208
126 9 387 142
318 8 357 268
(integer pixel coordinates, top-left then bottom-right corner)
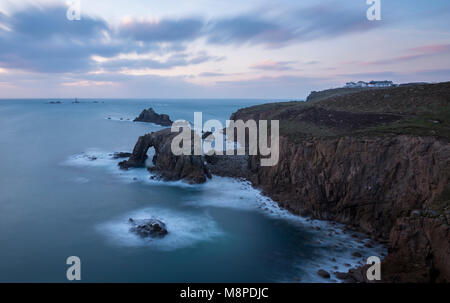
134 107 173 126
128 218 168 238
382 215 450 282
119 128 211 184
247 135 449 240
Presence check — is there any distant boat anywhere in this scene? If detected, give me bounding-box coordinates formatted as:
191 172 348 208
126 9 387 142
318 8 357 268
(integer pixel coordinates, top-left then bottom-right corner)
72 97 80 104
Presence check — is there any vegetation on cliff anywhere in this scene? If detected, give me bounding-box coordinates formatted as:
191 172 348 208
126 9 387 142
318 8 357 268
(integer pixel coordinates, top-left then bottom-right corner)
232 82 450 142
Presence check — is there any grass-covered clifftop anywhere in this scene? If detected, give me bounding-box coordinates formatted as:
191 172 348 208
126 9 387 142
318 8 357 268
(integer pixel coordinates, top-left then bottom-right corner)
231 82 450 142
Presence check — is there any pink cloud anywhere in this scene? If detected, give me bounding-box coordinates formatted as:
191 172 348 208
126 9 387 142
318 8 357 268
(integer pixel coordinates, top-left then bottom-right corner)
249 60 296 71
363 43 450 66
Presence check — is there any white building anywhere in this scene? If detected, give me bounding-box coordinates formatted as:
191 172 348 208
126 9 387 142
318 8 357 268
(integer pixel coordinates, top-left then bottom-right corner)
345 80 394 88
345 81 369 88
368 80 394 87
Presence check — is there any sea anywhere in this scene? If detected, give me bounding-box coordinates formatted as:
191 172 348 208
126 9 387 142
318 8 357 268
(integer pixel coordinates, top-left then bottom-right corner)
0 98 385 282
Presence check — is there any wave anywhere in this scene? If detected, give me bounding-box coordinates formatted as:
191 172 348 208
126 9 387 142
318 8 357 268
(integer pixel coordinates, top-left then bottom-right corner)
188 176 386 282
62 149 193 187
96 207 223 251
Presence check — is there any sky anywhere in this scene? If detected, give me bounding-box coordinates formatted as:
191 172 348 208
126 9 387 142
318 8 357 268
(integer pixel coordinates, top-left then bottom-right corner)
0 0 449 99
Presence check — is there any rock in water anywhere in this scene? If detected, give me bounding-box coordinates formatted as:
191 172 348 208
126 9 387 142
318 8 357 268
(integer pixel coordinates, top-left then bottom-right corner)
112 152 132 159
118 128 211 184
317 269 331 279
134 107 173 126
128 218 168 238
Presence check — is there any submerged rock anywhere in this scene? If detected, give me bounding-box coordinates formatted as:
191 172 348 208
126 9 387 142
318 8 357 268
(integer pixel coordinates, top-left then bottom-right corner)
317 269 331 279
134 107 173 126
112 152 132 159
128 218 168 238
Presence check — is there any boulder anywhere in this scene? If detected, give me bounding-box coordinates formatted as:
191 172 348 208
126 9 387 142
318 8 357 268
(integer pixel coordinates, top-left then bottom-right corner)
317 269 331 279
128 218 168 238
113 152 132 159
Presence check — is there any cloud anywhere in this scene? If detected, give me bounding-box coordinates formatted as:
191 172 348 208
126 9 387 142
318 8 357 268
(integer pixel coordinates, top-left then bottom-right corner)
290 2 380 41
198 72 226 77
204 2 380 47
409 44 450 54
206 15 294 47
0 2 383 75
0 4 123 73
117 3 380 48
9 5 108 39
100 52 222 71
250 60 296 71
119 18 204 43
364 43 450 65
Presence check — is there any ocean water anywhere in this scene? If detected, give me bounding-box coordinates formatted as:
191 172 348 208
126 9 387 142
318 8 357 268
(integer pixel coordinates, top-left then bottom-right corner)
0 98 385 282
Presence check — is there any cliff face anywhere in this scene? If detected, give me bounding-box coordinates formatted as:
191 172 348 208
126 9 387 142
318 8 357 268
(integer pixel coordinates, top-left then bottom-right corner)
230 82 450 282
246 134 450 282
383 214 450 282
247 135 449 239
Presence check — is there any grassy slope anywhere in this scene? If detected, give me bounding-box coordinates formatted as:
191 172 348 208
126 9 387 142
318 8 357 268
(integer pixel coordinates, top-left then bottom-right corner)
233 82 450 142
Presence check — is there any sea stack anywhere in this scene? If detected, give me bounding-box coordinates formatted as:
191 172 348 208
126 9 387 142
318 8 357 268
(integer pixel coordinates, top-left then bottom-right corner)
134 107 173 126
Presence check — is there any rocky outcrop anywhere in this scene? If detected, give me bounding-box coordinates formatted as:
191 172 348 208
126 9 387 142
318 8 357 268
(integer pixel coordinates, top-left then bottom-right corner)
317 269 331 279
112 152 132 159
336 213 450 283
134 107 173 126
381 214 449 282
119 128 211 184
206 154 251 179
128 218 168 238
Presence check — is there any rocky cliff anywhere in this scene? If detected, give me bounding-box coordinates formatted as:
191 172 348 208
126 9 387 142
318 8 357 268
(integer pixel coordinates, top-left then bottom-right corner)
230 82 450 282
247 135 449 239
119 128 210 184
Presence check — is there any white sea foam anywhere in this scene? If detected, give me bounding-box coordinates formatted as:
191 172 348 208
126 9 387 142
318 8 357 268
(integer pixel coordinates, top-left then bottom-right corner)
188 176 386 282
96 207 223 251
105 116 134 122
63 149 118 168
62 149 196 188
